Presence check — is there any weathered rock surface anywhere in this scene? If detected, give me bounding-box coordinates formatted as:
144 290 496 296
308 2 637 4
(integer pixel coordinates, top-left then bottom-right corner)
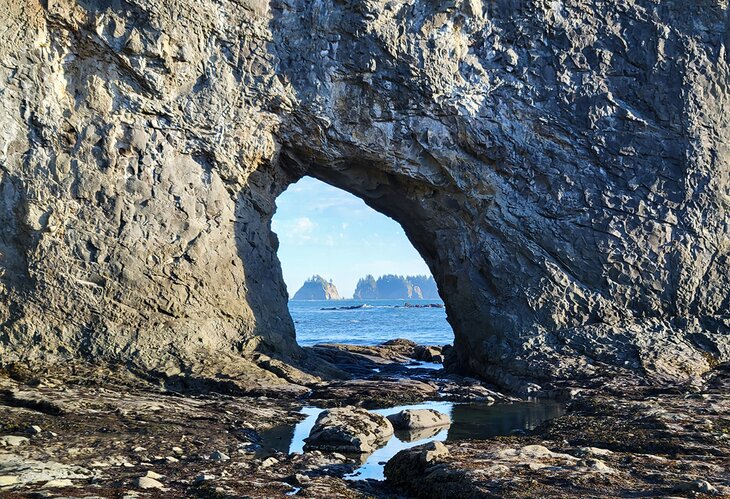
1 358 728 498
384 441 450 490
304 406 394 454
385 366 730 498
308 379 440 409
0 453 93 490
387 409 451 430
0 1 728 389
0 436 29 447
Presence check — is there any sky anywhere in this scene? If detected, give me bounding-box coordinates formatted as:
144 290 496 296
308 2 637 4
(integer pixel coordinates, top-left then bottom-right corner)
271 176 431 298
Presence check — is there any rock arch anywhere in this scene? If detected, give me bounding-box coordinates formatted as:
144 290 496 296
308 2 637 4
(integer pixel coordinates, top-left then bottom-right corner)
0 0 728 390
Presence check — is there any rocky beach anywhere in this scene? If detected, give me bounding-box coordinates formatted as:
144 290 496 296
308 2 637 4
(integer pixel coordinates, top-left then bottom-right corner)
1 341 728 497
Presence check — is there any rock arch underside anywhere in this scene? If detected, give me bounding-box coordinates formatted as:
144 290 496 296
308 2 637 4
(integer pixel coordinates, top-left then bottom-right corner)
1 0 729 391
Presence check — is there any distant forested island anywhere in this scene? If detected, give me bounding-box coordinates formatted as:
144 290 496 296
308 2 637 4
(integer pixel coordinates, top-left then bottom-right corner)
291 275 342 300
291 274 440 300
353 274 439 300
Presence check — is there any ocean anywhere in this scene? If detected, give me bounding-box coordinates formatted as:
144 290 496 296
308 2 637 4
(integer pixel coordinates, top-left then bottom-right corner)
288 298 454 346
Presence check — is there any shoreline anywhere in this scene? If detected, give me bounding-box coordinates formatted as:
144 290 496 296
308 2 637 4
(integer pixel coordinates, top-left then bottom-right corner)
1 341 728 497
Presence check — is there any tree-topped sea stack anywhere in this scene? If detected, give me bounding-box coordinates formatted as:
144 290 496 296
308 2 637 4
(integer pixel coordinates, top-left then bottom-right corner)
292 276 342 301
353 275 440 300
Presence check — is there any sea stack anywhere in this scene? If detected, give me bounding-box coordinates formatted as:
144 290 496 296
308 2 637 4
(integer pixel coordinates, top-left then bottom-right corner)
292 276 342 301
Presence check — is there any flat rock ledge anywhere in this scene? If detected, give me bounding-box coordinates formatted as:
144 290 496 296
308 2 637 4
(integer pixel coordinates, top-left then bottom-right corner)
304 407 394 454
387 409 451 430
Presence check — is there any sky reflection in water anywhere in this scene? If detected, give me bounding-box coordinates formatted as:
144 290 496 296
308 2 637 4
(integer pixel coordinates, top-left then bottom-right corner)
261 400 566 481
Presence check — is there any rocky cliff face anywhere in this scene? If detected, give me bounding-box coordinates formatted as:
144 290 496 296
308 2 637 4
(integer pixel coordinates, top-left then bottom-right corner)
292 276 341 301
1 0 728 390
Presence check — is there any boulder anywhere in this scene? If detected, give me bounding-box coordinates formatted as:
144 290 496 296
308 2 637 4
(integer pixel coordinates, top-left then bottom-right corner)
384 441 450 487
304 407 394 454
387 409 451 430
135 476 164 489
414 346 443 362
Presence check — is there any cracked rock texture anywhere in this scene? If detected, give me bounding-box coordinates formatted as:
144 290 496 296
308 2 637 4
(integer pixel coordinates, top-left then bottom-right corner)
0 0 728 389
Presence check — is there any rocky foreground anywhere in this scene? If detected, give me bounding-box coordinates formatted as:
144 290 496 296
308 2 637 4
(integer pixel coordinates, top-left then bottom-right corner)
0 342 728 498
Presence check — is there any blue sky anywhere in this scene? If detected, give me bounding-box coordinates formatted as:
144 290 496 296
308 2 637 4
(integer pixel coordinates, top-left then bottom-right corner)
272 176 431 298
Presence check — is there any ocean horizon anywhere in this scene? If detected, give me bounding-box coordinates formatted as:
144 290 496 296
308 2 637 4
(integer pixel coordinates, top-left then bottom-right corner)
289 298 453 347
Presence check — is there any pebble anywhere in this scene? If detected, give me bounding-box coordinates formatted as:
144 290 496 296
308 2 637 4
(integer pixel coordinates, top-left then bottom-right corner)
28 425 43 435
144 470 163 480
505 48 519 66
210 451 230 461
171 446 183 455
260 457 278 468
294 473 310 484
194 473 215 484
134 476 164 489
238 442 260 453
165 456 179 463
583 458 614 474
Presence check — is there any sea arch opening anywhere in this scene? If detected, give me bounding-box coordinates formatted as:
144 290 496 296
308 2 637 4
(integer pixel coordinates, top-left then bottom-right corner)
271 174 454 351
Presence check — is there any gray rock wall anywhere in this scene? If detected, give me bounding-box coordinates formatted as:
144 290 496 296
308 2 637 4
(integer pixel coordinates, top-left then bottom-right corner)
0 0 299 375
1 0 728 389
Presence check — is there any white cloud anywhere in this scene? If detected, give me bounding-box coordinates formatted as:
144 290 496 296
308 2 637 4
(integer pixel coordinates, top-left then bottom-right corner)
273 217 317 245
292 217 315 234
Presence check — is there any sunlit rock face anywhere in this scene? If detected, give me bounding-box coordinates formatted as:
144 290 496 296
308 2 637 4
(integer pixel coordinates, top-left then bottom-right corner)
292 276 342 301
1 0 728 389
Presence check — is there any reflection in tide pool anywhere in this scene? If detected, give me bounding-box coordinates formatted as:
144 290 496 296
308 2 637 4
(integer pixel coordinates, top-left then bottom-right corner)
260 400 565 481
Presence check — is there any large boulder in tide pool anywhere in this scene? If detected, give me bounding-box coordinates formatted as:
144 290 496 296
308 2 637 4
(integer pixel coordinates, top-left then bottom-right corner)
396 426 447 443
387 409 451 430
304 407 394 454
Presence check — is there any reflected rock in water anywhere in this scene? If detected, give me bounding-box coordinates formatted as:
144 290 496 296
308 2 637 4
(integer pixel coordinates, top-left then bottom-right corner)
395 425 448 443
447 402 566 441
